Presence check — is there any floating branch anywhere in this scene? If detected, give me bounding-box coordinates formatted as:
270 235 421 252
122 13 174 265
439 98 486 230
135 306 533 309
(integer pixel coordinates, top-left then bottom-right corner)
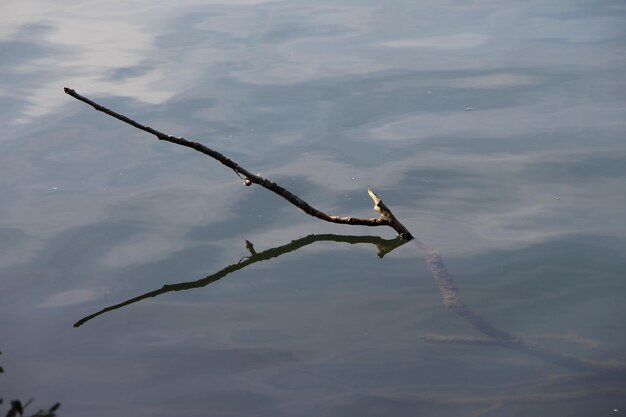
74 233 408 327
63 88 413 239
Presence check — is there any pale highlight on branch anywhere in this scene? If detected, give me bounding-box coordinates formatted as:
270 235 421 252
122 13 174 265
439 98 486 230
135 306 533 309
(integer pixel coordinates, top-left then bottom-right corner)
63 87 413 239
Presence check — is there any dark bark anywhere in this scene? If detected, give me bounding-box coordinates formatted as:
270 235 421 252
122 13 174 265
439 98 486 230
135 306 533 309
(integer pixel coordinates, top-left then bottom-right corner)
63 88 413 239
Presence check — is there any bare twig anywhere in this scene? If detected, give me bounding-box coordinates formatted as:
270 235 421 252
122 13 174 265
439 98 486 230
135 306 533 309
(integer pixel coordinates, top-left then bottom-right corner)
63 87 413 239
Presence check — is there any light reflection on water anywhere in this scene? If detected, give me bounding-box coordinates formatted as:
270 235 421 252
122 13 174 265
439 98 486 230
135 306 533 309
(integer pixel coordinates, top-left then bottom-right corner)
1 0 626 416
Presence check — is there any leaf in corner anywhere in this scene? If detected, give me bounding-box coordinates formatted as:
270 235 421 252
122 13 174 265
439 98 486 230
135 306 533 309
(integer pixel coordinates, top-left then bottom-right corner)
7 399 24 417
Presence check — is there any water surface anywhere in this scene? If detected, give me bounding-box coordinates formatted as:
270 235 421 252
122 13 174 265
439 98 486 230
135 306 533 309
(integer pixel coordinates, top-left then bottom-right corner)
1 1 626 416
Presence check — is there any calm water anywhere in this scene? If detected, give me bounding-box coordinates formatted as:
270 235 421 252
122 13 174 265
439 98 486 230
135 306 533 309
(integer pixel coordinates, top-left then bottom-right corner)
1 1 626 416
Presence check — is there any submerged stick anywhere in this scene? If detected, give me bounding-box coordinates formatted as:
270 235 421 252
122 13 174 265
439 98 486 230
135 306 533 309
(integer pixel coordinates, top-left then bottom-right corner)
63 88 413 239
414 240 626 373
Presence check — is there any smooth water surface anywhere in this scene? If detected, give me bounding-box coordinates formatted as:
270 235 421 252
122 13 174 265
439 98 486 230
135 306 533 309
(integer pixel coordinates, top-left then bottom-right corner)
1 1 626 416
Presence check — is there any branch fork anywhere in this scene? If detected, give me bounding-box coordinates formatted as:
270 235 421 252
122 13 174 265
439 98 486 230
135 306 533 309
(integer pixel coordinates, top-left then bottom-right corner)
64 87 413 239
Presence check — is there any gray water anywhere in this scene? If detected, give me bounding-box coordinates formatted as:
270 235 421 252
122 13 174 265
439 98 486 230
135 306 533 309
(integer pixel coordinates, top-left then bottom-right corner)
1 1 626 416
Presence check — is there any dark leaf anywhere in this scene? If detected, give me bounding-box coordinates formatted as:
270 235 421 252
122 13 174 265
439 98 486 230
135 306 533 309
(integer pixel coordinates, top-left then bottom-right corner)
7 399 24 417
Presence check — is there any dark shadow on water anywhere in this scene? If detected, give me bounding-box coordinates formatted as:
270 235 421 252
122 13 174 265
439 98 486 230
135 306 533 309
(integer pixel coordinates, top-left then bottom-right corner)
74 233 408 328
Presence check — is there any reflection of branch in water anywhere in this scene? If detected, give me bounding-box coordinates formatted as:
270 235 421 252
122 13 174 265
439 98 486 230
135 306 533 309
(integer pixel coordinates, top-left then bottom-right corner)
74 229 626 413
413 240 626 373
74 233 407 327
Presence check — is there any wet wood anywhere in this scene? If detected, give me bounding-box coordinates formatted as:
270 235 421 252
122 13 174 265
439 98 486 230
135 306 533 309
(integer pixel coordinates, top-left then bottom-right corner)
414 240 626 373
63 87 413 239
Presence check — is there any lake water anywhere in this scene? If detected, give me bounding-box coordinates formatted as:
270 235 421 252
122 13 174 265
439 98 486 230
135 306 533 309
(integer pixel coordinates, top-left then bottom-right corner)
1 1 626 416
